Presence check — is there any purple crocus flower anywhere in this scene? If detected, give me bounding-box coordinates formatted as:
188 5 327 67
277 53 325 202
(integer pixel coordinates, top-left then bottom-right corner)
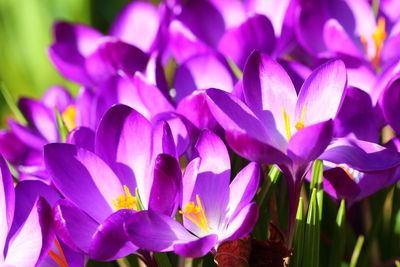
334 87 380 143
49 0 170 87
318 138 400 204
0 86 82 181
206 51 347 238
0 154 53 267
379 74 400 135
125 130 260 258
44 104 181 261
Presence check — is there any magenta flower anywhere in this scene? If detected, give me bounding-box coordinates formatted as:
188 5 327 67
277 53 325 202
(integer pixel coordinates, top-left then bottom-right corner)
206 51 347 237
44 105 181 261
125 130 260 258
0 155 53 267
320 138 400 204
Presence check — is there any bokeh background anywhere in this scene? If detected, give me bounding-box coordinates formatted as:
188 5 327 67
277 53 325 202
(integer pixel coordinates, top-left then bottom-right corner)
0 0 159 126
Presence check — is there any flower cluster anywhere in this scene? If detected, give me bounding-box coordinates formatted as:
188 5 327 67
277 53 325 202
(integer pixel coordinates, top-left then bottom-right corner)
1 0 400 266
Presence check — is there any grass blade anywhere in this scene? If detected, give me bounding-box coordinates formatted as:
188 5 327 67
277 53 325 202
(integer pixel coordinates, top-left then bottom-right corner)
328 199 346 267
291 197 305 267
55 108 69 142
349 235 365 267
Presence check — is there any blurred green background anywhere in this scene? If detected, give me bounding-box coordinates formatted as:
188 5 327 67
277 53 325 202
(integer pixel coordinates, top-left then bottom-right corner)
0 0 139 126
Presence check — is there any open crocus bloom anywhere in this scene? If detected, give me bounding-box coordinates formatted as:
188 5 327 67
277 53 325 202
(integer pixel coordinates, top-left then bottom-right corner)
206 50 347 235
0 155 54 267
319 138 400 204
125 130 260 258
44 105 181 261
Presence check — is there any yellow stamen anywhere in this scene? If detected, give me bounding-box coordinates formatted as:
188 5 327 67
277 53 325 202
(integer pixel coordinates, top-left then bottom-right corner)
282 108 292 140
372 17 387 69
61 105 77 132
48 238 68 267
360 35 368 53
179 194 210 234
112 185 139 211
295 106 306 131
338 165 354 179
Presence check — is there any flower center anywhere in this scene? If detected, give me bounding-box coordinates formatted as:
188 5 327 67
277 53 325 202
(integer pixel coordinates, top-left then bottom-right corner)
112 185 139 211
179 194 210 234
48 238 68 267
337 164 359 180
282 106 306 140
360 17 387 69
61 105 77 132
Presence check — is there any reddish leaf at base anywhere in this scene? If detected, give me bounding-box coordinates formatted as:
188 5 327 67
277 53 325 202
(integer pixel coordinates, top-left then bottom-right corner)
216 223 292 267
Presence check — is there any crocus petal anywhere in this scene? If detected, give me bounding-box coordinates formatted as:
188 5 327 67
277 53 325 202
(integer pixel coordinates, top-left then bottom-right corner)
0 155 15 254
45 144 123 222
125 210 199 252
4 197 53 267
9 180 59 240
110 1 159 52
53 200 98 253
227 162 260 219
173 234 218 258
225 129 291 164
149 154 181 217
66 127 95 152
7 120 47 150
382 31 400 64
176 0 225 47
85 41 148 84
319 138 400 172
18 98 58 143
187 131 230 231
177 90 219 130
0 130 28 166
95 104 150 197
243 51 297 137
152 112 193 157
323 167 361 200
89 209 137 261
295 59 347 125
206 88 286 151
49 22 104 86
151 121 177 159
168 20 214 64
220 202 258 242
218 15 275 69
131 73 174 117
174 54 235 102
75 87 96 129
208 0 246 28
245 0 291 36
48 43 94 86
323 19 363 58
52 21 103 56
334 87 378 142
287 120 333 163
380 76 400 134
41 85 73 111
295 0 328 54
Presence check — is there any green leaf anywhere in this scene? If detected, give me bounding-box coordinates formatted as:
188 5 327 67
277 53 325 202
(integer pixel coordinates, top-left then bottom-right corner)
154 252 172 267
349 235 364 267
302 188 320 267
0 82 26 124
135 188 145 211
227 57 243 80
291 197 305 267
55 108 69 142
254 165 281 239
310 160 323 191
329 199 346 267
